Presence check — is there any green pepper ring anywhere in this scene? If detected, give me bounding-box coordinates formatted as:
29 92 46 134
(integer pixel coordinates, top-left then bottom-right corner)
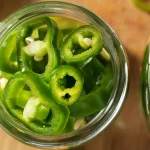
49 65 84 106
60 25 102 65
2 71 69 135
17 17 60 82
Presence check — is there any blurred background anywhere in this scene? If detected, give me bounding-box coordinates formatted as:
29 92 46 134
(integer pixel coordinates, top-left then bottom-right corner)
1 0 150 150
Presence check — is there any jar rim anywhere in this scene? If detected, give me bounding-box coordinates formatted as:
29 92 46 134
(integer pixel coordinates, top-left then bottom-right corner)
0 1 129 149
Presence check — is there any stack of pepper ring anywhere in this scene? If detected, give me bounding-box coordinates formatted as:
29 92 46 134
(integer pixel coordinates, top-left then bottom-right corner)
0 16 114 135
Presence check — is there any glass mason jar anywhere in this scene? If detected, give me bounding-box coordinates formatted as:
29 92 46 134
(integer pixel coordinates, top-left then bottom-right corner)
141 40 150 129
0 1 129 149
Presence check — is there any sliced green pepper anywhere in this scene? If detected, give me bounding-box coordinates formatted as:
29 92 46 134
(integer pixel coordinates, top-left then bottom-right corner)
0 71 12 101
81 57 105 94
0 17 114 134
17 90 32 108
69 65 114 118
17 17 60 81
2 71 69 135
60 25 102 65
49 65 84 106
62 116 76 133
0 32 19 74
132 0 150 13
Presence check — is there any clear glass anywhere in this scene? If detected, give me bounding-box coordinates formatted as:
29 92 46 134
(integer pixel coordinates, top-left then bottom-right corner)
0 1 129 149
141 43 150 130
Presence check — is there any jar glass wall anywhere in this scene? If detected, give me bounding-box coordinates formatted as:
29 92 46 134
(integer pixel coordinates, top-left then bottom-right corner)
141 41 150 130
0 1 128 149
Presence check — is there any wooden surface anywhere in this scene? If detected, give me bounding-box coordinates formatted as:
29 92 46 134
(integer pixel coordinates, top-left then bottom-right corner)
1 0 150 149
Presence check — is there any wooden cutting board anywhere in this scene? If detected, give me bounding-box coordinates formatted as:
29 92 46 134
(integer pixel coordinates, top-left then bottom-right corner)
1 0 150 150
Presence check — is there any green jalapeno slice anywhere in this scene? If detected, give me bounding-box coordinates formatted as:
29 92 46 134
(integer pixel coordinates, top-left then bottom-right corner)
60 25 102 65
17 17 60 81
2 71 69 135
69 64 114 118
49 65 84 106
0 32 19 74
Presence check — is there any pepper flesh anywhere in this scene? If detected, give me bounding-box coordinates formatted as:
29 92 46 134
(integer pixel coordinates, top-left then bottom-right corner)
81 57 105 93
69 64 114 118
49 65 84 106
60 25 102 65
17 17 60 81
62 116 76 133
2 71 69 135
0 32 19 74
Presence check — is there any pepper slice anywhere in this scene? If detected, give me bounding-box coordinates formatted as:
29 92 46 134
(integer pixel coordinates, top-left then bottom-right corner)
62 116 76 133
0 32 19 74
49 65 84 106
2 71 69 135
69 65 114 118
0 71 12 101
60 25 102 65
81 57 105 93
17 17 60 81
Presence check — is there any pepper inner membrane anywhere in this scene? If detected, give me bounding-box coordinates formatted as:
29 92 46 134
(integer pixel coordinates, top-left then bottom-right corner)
24 26 49 74
71 35 92 55
71 43 91 55
11 83 53 124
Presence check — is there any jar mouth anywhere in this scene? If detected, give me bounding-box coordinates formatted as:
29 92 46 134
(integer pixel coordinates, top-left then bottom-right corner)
0 1 129 148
